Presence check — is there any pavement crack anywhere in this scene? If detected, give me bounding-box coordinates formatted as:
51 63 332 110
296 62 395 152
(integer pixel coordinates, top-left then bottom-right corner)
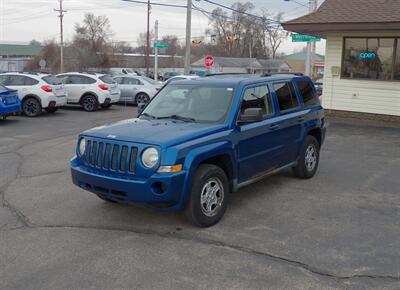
20 223 400 283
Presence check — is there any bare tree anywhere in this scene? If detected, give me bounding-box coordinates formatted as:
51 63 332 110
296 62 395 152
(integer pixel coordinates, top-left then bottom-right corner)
72 13 114 69
264 13 289 59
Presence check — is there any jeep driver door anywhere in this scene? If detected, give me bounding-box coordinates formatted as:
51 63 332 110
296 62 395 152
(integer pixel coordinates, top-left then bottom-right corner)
236 84 283 182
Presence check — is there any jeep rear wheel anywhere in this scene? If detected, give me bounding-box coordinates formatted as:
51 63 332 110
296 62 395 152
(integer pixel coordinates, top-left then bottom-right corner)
22 97 42 117
293 135 320 179
184 164 229 227
81 95 98 112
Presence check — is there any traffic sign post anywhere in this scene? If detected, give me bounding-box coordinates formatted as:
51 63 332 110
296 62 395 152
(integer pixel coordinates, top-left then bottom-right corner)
291 34 321 43
205 55 214 69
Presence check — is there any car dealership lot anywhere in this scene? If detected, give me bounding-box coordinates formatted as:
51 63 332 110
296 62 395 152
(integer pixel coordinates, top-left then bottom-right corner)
1 107 399 289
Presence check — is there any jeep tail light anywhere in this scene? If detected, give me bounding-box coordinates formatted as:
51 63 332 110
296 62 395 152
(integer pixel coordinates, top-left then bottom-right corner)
41 85 53 93
98 84 108 90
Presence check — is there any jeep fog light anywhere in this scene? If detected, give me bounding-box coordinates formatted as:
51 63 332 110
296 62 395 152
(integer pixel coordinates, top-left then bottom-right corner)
142 147 159 168
78 138 86 156
158 164 183 173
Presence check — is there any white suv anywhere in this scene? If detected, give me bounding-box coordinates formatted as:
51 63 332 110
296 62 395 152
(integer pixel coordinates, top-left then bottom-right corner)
0 72 67 117
56 72 120 112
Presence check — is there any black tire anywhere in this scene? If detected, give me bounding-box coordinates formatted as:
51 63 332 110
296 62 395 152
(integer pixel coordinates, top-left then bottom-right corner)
135 93 150 105
98 195 117 203
81 94 99 112
184 164 229 227
101 103 112 109
293 135 320 179
22 97 42 117
45 107 58 113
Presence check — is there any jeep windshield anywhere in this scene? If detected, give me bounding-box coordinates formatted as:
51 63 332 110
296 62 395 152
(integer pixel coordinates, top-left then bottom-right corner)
141 84 235 123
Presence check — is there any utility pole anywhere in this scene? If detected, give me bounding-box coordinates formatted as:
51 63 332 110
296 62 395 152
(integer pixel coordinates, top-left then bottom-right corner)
184 0 192 75
305 0 318 77
54 0 66 73
146 0 151 76
154 20 158 81
311 0 318 79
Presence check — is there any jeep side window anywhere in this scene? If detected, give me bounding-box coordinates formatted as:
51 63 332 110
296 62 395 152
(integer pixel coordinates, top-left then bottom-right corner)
241 85 273 116
296 80 316 106
273 82 299 112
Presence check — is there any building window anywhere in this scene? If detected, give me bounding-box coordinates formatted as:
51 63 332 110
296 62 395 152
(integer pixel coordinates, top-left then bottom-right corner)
342 38 399 81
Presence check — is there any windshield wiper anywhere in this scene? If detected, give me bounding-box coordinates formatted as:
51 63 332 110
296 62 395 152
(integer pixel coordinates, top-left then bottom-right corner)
157 115 196 122
141 112 156 119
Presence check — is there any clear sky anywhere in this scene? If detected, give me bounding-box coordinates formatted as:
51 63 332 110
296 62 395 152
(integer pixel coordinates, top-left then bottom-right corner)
0 0 326 54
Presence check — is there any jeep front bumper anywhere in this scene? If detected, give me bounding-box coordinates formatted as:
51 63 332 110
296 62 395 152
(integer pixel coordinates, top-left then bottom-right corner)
71 157 187 209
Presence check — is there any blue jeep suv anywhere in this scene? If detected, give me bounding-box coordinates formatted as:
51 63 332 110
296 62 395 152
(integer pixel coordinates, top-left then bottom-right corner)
71 74 326 227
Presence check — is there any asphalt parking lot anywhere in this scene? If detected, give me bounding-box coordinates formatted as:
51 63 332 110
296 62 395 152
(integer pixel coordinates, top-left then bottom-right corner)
1 105 400 289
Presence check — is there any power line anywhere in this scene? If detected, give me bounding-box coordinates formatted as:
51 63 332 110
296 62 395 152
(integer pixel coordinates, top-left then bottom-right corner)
200 0 281 24
121 0 187 8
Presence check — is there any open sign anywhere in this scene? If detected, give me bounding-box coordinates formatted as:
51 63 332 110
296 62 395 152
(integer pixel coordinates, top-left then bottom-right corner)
359 52 376 59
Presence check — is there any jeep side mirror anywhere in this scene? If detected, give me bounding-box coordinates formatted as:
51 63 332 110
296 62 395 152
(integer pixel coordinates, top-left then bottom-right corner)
137 102 146 116
239 108 263 123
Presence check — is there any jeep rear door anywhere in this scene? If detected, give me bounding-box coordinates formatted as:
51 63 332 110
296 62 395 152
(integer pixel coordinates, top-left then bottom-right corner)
271 81 304 165
236 83 283 182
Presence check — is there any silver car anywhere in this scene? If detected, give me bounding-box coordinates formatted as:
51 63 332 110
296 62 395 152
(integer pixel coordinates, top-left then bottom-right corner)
113 75 162 105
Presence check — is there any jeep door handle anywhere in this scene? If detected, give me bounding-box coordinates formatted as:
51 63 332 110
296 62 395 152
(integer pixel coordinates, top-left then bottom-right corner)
270 124 280 130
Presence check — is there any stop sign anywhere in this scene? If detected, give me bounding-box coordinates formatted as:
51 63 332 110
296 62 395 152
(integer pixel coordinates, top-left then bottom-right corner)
204 55 214 69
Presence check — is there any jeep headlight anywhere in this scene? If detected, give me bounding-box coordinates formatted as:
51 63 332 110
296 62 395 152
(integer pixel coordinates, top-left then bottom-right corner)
78 138 86 156
141 147 159 168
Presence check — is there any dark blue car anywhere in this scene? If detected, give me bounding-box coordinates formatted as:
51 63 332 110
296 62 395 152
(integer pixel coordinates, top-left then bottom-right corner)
71 74 326 227
0 84 21 120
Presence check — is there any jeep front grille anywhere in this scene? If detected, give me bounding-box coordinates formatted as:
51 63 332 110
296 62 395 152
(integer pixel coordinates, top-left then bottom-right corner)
83 140 138 174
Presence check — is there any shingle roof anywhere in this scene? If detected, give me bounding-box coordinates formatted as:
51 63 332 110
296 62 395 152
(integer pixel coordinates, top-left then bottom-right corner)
0 44 43 56
191 57 263 69
282 0 400 36
283 52 325 61
257 59 290 69
285 0 400 25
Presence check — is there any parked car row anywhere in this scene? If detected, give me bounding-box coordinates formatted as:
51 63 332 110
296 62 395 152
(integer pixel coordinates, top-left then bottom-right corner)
0 71 165 119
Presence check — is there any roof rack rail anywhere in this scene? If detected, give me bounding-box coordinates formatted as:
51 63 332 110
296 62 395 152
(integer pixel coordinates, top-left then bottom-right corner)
261 72 304 77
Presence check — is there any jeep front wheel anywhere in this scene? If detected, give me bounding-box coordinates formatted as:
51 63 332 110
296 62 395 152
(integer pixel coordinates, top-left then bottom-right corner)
184 164 229 227
293 135 320 179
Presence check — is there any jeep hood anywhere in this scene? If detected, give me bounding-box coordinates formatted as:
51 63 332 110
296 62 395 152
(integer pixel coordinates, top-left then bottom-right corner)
82 118 227 147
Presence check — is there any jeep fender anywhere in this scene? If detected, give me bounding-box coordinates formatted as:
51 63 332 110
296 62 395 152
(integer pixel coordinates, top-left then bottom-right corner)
176 141 236 209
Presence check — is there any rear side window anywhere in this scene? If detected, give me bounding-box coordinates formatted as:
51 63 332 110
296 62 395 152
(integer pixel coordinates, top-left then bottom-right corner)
99 75 115 84
297 80 316 106
273 82 299 112
66 75 96 84
6 75 39 86
42 75 62 85
123 78 142 85
241 85 274 116
113 77 123 84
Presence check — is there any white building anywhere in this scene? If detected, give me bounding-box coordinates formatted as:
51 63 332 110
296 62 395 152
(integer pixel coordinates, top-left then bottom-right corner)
283 0 400 117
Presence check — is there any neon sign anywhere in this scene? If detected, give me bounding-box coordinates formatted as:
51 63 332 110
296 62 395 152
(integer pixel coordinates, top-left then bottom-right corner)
359 52 376 59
